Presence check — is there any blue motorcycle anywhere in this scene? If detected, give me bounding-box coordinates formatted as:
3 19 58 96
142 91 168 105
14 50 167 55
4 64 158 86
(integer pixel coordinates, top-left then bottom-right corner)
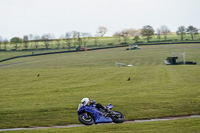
77 103 125 125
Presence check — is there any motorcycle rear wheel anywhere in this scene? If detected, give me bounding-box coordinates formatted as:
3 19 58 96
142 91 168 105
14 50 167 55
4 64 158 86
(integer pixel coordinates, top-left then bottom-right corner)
111 111 125 123
78 113 94 125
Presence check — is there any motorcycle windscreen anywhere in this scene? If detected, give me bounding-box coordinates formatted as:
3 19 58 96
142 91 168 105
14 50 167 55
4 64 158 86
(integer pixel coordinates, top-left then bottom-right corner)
77 104 83 111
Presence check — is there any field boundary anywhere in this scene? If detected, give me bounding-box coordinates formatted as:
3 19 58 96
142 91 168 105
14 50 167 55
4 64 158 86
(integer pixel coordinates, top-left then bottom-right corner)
0 42 200 63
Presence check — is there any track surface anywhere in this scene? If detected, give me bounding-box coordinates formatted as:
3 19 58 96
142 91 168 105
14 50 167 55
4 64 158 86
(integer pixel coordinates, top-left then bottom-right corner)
0 115 199 132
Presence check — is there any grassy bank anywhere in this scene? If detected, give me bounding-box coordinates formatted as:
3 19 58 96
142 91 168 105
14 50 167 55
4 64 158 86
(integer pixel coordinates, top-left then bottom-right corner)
0 44 200 129
2 118 200 133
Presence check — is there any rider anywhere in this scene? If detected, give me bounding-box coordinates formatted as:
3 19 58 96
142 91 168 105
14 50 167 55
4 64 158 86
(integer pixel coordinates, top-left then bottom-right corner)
81 98 110 115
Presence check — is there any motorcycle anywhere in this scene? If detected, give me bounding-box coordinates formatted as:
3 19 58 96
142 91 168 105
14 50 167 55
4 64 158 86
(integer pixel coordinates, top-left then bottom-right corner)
77 103 125 125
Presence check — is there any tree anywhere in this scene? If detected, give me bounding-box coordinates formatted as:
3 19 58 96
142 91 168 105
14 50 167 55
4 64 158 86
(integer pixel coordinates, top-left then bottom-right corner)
0 38 8 50
29 34 33 40
10 37 23 50
72 31 79 47
141 25 154 43
33 35 41 49
160 25 171 41
98 26 108 37
156 28 161 41
94 33 100 46
41 34 53 49
0 36 3 50
176 26 186 41
121 31 129 44
81 32 91 47
23 35 29 49
55 39 61 49
113 32 122 44
120 29 142 37
3 39 8 50
77 32 82 46
65 32 71 49
186 26 198 40
133 36 140 43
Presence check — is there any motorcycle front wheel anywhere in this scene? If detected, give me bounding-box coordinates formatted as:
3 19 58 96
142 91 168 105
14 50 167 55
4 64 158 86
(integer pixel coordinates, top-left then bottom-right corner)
78 113 94 125
110 111 125 123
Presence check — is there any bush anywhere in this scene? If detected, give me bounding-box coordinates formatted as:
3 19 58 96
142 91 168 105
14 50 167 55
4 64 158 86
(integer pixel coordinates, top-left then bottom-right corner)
120 42 128 45
107 43 113 46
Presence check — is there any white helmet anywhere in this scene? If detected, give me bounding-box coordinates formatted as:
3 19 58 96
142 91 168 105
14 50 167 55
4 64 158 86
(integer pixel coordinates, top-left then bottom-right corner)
81 98 89 106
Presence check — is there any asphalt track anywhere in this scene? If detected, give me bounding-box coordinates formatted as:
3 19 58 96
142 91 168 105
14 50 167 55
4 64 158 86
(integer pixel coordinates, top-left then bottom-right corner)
0 115 199 132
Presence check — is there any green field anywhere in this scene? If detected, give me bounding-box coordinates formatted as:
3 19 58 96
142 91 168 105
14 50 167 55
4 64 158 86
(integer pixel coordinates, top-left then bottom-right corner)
0 44 200 131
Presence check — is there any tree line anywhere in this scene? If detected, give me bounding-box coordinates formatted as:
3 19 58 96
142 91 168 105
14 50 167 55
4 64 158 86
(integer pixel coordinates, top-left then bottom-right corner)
0 26 108 50
113 25 199 43
0 25 199 51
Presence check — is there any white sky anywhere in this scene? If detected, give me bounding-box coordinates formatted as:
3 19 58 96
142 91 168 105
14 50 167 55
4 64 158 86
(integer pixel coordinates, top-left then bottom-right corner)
0 0 200 40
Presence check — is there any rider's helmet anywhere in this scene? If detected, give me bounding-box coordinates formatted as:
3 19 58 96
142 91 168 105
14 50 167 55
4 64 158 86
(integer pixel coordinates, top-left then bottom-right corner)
88 99 96 105
81 98 89 106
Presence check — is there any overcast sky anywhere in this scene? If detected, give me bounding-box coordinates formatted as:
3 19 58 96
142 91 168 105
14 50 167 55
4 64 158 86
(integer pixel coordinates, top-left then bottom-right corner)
0 0 200 40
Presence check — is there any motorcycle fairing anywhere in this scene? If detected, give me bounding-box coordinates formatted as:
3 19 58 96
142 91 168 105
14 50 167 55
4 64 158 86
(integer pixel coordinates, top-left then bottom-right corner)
77 105 112 124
